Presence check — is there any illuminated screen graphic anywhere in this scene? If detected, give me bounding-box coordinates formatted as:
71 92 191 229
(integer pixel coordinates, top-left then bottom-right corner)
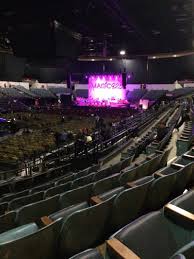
88 74 126 102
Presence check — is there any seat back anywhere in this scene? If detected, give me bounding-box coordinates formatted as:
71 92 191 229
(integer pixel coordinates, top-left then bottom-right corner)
119 166 137 185
110 162 122 175
16 195 59 225
147 173 176 210
147 154 162 174
93 174 120 196
0 211 17 234
1 190 29 203
55 174 75 185
59 184 93 209
111 211 191 259
30 182 55 194
72 173 95 188
94 167 113 181
13 177 33 192
59 196 114 258
9 192 44 210
172 164 193 197
159 147 172 168
120 155 134 170
110 177 154 231
0 219 62 259
44 182 72 198
0 202 8 215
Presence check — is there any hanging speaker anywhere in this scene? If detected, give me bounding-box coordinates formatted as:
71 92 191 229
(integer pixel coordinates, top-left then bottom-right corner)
122 72 127 89
66 73 72 88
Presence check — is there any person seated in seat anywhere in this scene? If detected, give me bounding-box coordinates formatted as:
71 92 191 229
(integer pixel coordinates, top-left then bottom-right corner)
156 121 168 141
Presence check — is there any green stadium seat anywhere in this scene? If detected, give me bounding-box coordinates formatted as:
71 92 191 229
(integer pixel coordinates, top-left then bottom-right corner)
16 195 59 225
59 183 93 209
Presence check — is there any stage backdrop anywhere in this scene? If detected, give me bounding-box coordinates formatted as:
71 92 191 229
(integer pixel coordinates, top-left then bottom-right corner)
88 74 126 102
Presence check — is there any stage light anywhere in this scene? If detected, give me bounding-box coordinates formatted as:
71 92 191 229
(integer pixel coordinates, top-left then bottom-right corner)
120 50 126 56
109 58 113 61
91 59 95 61
152 56 156 59
173 54 177 57
127 74 131 79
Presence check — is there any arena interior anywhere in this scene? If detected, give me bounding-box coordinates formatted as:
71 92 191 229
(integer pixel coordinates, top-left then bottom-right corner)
0 1 194 259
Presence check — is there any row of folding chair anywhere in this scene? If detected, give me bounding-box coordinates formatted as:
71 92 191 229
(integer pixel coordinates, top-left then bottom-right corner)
0 161 192 259
0 152 162 216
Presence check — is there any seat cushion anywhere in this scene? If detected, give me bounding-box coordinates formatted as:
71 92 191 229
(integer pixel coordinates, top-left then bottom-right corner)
171 241 194 258
0 223 38 244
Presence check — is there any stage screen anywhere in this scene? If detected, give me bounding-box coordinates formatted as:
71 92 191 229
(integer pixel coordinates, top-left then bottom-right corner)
88 74 126 102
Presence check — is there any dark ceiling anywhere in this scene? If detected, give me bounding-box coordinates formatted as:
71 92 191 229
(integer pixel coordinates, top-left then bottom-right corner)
0 0 193 58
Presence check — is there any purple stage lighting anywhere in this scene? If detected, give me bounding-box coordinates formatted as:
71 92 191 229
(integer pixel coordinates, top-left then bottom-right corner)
88 74 126 102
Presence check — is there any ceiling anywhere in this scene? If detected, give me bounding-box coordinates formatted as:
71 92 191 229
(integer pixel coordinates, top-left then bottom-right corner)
0 0 193 58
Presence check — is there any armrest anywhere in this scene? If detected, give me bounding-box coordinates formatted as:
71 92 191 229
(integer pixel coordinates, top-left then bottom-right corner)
183 154 194 159
41 216 53 226
155 150 163 154
164 204 194 229
154 172 165 178
126 181 137 188
90 196 102 205
107 238 140 259
171 163 185 169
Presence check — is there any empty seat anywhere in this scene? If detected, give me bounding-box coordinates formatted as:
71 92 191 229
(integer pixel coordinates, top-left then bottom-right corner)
110 176 154 231
50 202 89 221
120 155 134 170
13 177 33 192
146 173 177 210
93 174 120 196
0 218 62 259
0 211 17 234
94 167 113 181
69 249 104 259
44 182 72 198
59 183 93 209
72 173 95 188
119 166 137 185
55 174 75 186
0 202 8 215
16 195 59 225
109 211 194 259
9 191 44 210
99 187 125 201
109 162 122 175
76 168 90 179
59 196 114 258
1 190 29 203
30 182 55 194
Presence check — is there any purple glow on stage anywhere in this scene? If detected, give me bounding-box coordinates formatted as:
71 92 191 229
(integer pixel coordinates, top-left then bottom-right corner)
89 74 126 102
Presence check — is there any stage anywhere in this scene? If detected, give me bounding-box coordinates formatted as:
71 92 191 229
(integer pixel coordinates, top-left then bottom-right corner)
76 74 129 108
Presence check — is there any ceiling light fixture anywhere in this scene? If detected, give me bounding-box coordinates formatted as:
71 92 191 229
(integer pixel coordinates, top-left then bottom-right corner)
173 54 177 57
120 50 126 56
91 59 95 61
153 56 156 59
